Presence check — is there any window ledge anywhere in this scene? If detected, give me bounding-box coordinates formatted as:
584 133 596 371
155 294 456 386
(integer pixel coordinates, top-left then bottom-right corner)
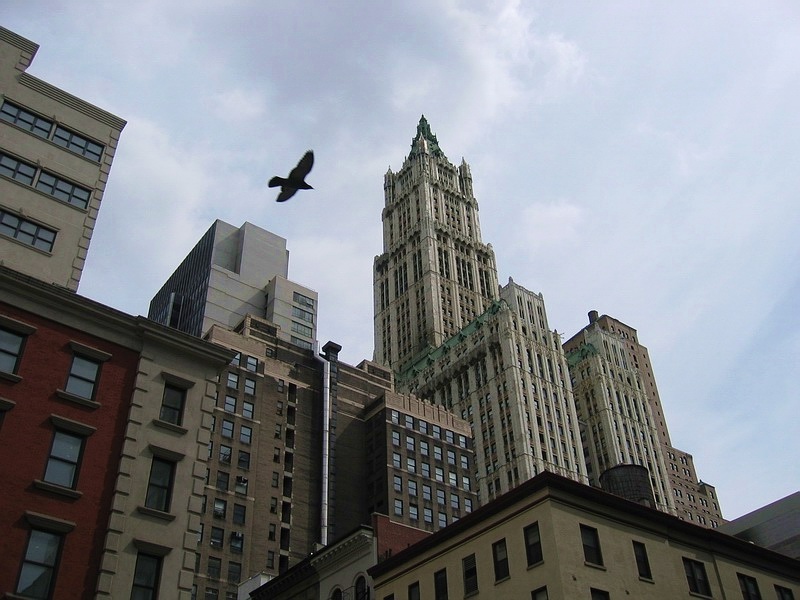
526 560 544 571
137 505 176 522
33 479 82 499
0 371 22 384
584 561 607 571
688 593 713 599
56 389 100 409
152 418 188 435
639 577 655 584
0 397 17 410
494 576 511 585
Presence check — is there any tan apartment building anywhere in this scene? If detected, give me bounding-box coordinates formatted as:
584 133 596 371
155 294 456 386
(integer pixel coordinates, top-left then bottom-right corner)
564 311 724 526
0 26 125 291
369 471 799 600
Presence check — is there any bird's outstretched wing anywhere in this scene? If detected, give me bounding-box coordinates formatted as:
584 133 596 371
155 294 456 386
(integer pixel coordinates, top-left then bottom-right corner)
275 187 298 202
288 150 314 182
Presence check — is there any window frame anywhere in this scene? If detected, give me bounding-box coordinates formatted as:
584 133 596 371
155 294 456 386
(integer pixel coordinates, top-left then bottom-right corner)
145 456 175 513
433 568 448 600
580 524 604 566
492 538 510 581
130 552 162 600
632 540 652 579
64 353 101 400
462 553 478 595
15 528 64 599
524 522 543 566
0 324 28 376
682 557 711 596
43 429 85 489
159 383 187 426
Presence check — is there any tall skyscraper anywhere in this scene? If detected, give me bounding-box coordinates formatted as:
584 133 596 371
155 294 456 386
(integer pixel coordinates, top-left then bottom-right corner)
149 220 318 350
564 311 724 525
0 26 126 291
373 115 499 371
375 119 587 502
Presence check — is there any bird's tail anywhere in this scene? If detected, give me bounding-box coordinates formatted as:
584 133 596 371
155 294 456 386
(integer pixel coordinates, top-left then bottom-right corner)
268 177 286 188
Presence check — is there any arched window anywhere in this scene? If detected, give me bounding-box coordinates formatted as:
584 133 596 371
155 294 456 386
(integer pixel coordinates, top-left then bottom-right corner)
331 589 343 600
355 576 369 600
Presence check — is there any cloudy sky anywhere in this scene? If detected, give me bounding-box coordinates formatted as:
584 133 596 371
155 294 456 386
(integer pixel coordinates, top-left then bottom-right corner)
4 2 798 520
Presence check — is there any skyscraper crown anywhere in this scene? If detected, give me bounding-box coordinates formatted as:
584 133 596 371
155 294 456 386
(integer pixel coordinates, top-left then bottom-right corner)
409 114 445 159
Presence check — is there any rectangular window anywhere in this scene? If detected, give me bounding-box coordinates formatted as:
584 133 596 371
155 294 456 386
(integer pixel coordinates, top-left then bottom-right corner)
531 587 549 600
0 326 26 374
0 152 36 184
437 489 446 505
1 100 53 137
207 556 222 578
230 532 244 553
224 395 236 413
392 431 401 446
590 590 610 600
235 476 248 495
775 585 794 600
292 306 314 323
737 573 761 600
406 435 415 451
393 452 402 468
145 457 175 512
408 480 417 497
408 582 420 600
293 291 315 308
227 372 239 389
580 525 603 566
221 419 234 439
240 425 252 445
492 539 509 581
35 171 91 209
683 558 711 596
393 475 402 492
160 384 186 425
438 512 447 528
244 378 256 395
409 504 418 521
228 561 242 584
291 321 313 337
218 445 232 464
464 498 473 513
434 568 448 600
44 430 84 489
394 499 403 516
420 440 429 456
233 504 246 525
524 522 543 566
210 527 224 548
65 354 100 399
407 457 416 473
424 507 433 523
462 554 478 594
245 356 258 372
130 552 161 600
0 209 56 252
238 451 250 470
632 541 652 579
213 498 227 519
422 484 432 501
52 125 104 161
16 529 63 599
242 401 254 419
216 471 229 491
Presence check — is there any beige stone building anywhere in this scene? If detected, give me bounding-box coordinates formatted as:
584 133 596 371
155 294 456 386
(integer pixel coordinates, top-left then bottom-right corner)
564 311 724 526
369 471 799 600
0 26 126 291
375 119 587 503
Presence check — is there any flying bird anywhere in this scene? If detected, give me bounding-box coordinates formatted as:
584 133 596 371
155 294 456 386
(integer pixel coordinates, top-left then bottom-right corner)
269 150 314 202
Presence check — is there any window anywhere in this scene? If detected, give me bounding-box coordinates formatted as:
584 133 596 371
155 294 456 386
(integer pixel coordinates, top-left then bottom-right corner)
393 452 402 468
292 306 314 323
0 152 35 184
293 291 315 308
219 445 232 464
392 431 401 446
775 585 794 600
531 587 548 600
408 582 420 600
207 556 222 578
213 498 227 519
238 450 250 470
240 425 252 445
434 568 448 600
437 489 446 505
228 561 242 584
580 525 603 566
242 401 254 419
235 476 248 495
221 420 234 439
405 414 414 429
408 480 417 497
435 467 444 482
424 507 433 524
590 590 610 600
130 554 162 599
492 539 509 581
16 529 63 599
422 484 432 501
737 573 761 600
227 372 239 389
65 354 100 399
438 512 447 528
0 209 57 252
420 440 429 456
394 475 402 492
230 532 244 553
35 171 91 209
462 553 478 594
450 493 459 510
52 125 104 161
407 457 416 473
524 522 543 566
632 541 652 579
447 449 456 465
291 321 313 337
245 356 258 372
409 504 418 520
0 326 25 374
160 384 186 425
434 446 443 461
461 455 469 469
394 499 403 516
216 471 229 491
145 457 174 512
464 498 473 513
244 378 256 395
1 100 53 138
43 430 84 488
683 558 711 596
210 527 224 548
224 395 236 413
232 504 246 525
205 588 219 600
406 435 415 451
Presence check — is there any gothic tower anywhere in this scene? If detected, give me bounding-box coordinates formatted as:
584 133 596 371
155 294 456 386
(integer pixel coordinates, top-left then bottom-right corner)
373 116 499 371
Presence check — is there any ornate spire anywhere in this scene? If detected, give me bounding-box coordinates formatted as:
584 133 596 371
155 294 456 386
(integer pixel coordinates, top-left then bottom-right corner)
409 114 445 159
